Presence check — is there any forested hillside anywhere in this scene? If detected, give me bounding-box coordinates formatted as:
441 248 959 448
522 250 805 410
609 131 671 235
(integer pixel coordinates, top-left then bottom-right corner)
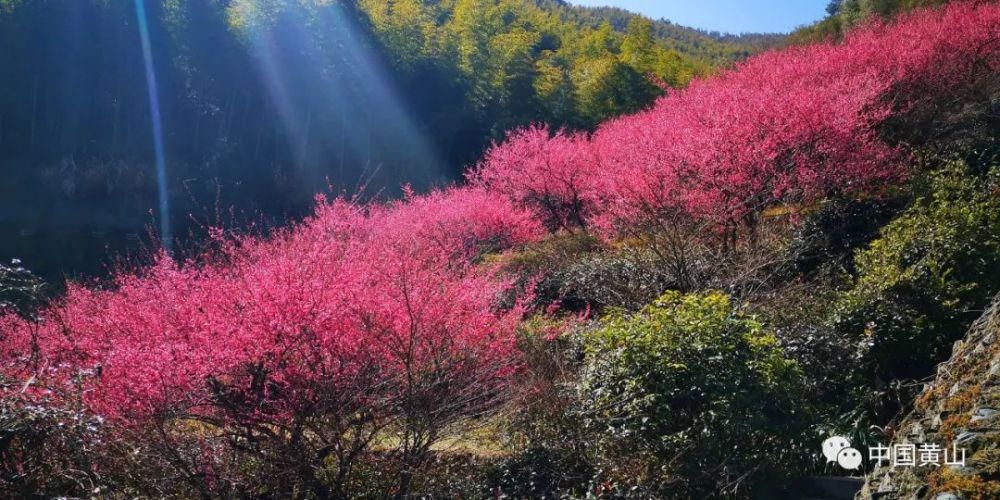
1 1 998 498
0 0 763 281
554 3 786 60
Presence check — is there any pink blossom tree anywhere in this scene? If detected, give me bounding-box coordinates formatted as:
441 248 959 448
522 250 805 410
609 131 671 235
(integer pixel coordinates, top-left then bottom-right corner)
475 1 999 240
0 195 528 497
469 125 600 232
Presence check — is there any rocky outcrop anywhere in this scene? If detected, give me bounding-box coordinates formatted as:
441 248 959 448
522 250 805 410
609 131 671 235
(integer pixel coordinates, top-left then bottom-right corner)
859 297 1000 499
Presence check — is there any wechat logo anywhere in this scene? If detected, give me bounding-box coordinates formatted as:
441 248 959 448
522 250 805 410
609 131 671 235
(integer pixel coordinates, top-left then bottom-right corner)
822 436 862 470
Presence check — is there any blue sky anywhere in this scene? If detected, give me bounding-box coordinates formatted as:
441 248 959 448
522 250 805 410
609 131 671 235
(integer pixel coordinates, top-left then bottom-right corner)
569 1 830 34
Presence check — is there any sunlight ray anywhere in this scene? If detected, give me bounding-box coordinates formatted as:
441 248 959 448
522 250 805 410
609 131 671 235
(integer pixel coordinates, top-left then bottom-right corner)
230 0 444 194
134 0 172 252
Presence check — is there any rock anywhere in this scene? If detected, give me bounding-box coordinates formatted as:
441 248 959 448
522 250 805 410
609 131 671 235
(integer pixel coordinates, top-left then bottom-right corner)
973 342 986 356
877 472 896 493
954 431 981 446
948 383 963 397
970 408 998 424
946 466 978 476
982 330 995 346
932 412 944 429
857 296 1000 499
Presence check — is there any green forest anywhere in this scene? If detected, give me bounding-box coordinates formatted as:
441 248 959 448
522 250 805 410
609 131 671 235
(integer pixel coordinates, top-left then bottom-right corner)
1 0 999 498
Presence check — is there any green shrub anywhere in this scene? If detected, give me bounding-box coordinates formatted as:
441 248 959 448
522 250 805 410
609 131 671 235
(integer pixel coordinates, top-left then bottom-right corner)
578 291 811 497
834 160 1000 384
484 446 595 499
483 316 595 498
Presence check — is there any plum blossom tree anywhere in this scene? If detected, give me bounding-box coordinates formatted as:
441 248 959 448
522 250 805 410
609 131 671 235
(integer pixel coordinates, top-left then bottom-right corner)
0 194 530 497
469 2 998 291
470 125 599 232
384 185 544 260
475 1 1000 240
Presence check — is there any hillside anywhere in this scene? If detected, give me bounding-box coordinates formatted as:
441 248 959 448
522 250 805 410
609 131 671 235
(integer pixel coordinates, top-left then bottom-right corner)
540 1 784 62
0 0 757 282
1 1 998 498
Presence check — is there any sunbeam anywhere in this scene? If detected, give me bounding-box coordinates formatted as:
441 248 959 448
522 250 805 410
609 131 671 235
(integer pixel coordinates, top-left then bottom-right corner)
134 0 172 252
228 0 445 196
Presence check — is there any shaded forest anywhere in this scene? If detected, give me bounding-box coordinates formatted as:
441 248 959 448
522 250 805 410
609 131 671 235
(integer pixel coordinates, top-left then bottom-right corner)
0 0 765 282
